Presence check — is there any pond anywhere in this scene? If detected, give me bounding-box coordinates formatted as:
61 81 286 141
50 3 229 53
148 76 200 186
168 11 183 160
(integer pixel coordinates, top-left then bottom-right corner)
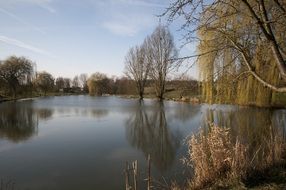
0 96 285 190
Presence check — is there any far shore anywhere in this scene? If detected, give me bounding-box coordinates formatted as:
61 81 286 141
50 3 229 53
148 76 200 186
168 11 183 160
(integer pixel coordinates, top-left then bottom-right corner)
0 92 84 103
1 93 286 109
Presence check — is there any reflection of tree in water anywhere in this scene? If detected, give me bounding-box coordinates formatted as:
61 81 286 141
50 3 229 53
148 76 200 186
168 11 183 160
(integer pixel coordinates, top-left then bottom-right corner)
55 107 108 119
0 101 38 142
125 100 180 172
202 107 286 159
0 101 54 142
171 103 200 123
36 108 54 120
90 109 108 119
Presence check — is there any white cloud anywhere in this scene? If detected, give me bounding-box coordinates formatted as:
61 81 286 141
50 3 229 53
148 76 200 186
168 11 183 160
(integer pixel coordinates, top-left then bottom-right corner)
0 0 56 34
90 0 165 36
102 14 158 36
101 11 158 36
34 1 56 13
0 0 56 13
110 0 167 8
102 22 137 36
0 35 54 57
0 8 46 34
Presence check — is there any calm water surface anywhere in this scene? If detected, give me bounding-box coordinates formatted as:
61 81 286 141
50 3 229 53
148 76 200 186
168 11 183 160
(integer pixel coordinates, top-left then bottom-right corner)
0 96 285 190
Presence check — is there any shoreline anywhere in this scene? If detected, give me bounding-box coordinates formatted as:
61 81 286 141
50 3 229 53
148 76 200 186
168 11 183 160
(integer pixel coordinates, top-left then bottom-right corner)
118 94 286 109
1 94 285 109
0 92 87 104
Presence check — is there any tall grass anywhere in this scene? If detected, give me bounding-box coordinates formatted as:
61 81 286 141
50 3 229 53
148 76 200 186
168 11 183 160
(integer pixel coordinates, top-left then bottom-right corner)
182 124 286 189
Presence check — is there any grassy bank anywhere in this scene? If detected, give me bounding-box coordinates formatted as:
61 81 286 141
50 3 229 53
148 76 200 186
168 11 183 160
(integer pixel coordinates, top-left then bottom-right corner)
120 88 201 104
121 85 286 107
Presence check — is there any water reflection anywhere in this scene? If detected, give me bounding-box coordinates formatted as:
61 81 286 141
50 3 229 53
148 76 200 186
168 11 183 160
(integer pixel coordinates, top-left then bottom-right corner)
202 107 286 136
125 100 181 171
36 108 54 120
170 102 201 124
0 101 39 142
90 109 108 118
54 107 108 119
201 106 286 159
0 98 111 143
0 96 285 190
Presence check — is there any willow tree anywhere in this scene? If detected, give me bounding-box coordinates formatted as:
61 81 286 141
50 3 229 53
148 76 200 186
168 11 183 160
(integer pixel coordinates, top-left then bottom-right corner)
164 0 286 106
0 56 34 98
124 44 150 99
35 71 55 95
87 72 109 96
197 29 217 104
146 25 178 100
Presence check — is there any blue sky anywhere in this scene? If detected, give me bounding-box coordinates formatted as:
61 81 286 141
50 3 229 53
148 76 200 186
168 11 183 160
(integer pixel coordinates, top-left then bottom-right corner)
0 0 198 79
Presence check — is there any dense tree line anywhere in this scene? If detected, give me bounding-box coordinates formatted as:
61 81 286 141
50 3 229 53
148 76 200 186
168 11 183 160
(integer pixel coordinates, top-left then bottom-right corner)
0 56 139 98
87 73 138 96
0 56 90 98
165 0 286 106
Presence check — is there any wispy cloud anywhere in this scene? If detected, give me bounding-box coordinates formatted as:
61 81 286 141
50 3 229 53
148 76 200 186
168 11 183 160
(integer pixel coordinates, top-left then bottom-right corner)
102 13 158 36
93 0 164 36
0 35 54 57
108 0 167 8
0 7 46 34
34 1 56 13
102 22 137 36
0 0 56 13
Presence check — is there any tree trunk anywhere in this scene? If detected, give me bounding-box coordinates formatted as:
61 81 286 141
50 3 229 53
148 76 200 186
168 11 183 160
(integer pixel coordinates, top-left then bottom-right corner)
139 91 143 100
157 90 164 101
11 85 16 99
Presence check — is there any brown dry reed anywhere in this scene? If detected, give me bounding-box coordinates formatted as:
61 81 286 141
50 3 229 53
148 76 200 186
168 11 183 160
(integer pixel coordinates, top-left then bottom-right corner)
182 124 285 189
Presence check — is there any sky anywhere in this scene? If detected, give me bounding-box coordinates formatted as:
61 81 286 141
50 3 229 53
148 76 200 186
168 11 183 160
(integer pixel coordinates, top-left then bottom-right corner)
0 0 198 79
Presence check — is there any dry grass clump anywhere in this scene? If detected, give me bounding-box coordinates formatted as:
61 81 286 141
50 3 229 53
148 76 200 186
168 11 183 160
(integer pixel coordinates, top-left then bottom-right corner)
182 124 286 189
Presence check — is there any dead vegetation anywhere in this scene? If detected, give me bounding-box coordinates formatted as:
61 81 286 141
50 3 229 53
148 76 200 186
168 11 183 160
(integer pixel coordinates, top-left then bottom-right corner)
180 124 286 190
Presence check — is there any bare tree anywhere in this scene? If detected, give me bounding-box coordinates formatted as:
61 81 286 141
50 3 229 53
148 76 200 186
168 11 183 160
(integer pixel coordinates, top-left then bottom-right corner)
79 73 88 93
63 78 71 89
55 77 65 91
72 75 79 88
124 44 150 99
146 25 178 100
0 56 34 98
